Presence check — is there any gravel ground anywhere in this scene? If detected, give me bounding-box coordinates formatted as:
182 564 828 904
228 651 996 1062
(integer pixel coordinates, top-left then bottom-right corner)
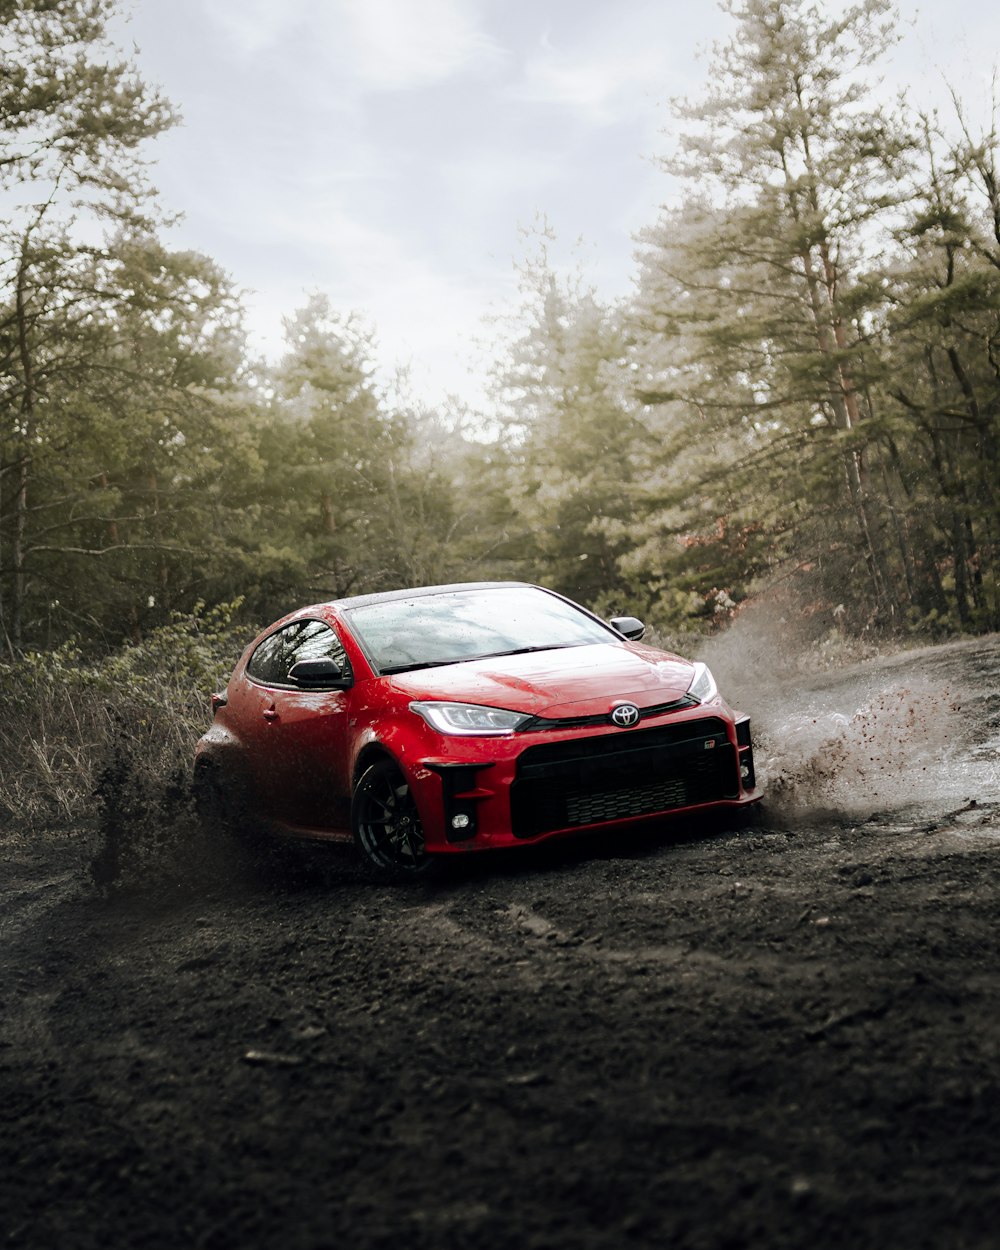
2 637 999 1250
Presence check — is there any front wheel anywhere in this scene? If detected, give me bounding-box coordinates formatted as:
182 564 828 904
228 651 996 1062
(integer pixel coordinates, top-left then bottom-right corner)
352 760 430 877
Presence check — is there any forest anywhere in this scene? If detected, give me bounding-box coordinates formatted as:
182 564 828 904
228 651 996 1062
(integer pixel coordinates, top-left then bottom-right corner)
2 0 999 666
8 11 1000 1246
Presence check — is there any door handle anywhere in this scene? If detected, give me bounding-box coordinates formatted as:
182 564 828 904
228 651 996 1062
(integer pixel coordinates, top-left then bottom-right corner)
262 708 279 722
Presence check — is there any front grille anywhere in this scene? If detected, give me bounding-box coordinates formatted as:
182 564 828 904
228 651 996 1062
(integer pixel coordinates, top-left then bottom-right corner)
510 719 738 839
518 694 698 732
566 775 688 824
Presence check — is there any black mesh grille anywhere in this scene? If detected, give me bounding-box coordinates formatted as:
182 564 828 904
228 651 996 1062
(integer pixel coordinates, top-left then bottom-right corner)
510 719 738 839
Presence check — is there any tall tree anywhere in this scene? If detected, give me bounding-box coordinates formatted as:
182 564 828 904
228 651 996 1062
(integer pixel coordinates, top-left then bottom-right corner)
495 230 649 609
0 0 176 650
632 0 914 627
253 295 409 610
879 107 1000 629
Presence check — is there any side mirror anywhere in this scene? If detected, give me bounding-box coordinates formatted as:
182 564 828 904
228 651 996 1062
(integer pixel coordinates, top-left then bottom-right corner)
287 657 351 688
609 615 645 641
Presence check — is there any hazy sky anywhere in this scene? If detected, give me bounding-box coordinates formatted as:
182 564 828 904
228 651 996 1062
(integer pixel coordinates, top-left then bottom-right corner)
113 1 1000 411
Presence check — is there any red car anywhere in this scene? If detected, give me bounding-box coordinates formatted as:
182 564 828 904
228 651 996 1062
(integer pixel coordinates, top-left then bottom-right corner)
194 582 760 874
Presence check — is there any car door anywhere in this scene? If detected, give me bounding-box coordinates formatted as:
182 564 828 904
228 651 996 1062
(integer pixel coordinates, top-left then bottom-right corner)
239 618 354 833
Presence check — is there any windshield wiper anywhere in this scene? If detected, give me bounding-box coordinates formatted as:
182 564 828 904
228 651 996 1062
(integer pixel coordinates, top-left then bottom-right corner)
380 644 573 675
379 659 461 675
465 644 574 661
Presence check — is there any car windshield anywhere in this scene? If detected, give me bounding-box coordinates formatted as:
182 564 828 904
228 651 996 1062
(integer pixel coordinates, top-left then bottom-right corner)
344 587 614 675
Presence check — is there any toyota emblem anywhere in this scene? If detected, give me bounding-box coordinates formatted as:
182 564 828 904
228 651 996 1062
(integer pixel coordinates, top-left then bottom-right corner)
610 703 641 728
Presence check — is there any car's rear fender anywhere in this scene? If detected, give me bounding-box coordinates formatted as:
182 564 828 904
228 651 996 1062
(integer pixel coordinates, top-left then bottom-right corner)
194 723 256 800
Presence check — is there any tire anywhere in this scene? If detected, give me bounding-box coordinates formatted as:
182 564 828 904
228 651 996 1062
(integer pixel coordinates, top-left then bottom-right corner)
352 759 430 877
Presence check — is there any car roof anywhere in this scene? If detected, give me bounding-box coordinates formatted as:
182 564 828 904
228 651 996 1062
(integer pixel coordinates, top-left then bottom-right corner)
325 581 533 612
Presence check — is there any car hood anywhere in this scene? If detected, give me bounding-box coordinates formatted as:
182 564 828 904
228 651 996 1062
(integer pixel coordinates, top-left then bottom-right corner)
387 642 695 719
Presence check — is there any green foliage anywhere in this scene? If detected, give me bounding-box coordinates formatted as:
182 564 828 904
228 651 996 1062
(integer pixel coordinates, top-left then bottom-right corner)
0 599 248 835
2 0 999 707
0 0 266 651
622 0 999 634
471 0 999 638
495 229 651 604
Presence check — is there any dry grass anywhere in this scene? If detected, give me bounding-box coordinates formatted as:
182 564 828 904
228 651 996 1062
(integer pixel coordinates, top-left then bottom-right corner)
0 602 250 885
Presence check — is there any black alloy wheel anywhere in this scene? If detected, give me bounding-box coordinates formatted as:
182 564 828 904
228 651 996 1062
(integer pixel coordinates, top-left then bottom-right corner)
352 759 429 875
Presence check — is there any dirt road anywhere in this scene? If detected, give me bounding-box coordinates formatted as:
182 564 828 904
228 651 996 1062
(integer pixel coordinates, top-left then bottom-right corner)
3 638 999 1249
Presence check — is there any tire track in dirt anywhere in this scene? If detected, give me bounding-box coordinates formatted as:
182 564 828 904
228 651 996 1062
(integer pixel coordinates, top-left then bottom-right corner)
1 854 84 1064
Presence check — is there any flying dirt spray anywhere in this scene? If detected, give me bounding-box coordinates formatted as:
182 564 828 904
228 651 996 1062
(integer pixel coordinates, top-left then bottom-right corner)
692 600 1000 825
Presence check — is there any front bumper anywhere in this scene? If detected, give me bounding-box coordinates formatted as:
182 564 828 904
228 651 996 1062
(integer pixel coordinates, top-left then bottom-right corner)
408 703 760 853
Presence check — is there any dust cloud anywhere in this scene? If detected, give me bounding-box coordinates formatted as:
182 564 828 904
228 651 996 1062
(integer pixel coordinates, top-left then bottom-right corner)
695 598 1000 823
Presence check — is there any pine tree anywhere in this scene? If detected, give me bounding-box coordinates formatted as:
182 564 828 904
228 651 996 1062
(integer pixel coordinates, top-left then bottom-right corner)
495 231 649 609
632 0 914 627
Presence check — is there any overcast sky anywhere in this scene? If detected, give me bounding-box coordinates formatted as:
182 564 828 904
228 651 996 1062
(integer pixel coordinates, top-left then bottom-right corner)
113 1 1000 412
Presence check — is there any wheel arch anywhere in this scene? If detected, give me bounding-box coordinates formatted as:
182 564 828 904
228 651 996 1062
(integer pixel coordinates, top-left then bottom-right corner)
351 748 432 876
352 741 399 787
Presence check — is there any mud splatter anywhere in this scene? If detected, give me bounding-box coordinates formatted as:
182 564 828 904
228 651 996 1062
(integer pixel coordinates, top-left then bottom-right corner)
696 604 1000 823
754 681 973 816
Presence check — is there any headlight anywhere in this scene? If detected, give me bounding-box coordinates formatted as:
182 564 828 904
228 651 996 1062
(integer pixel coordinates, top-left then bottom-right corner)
409 701 532 736
688 661 718 704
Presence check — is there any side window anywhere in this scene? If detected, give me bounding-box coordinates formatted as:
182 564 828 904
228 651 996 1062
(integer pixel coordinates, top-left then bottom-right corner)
246 619 351 687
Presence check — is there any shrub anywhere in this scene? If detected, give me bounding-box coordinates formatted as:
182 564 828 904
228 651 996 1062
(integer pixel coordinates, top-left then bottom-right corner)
0 601 251 884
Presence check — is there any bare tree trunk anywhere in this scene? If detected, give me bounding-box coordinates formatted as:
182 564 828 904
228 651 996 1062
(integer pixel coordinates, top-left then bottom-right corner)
11 459 29 650
147 471 170 607
320 492 335 535
98 472 120 546
790 113 899 623
876 450 918 610
0 452 6 658
797 241 893 617
12 242 36 652
925 422 973 627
